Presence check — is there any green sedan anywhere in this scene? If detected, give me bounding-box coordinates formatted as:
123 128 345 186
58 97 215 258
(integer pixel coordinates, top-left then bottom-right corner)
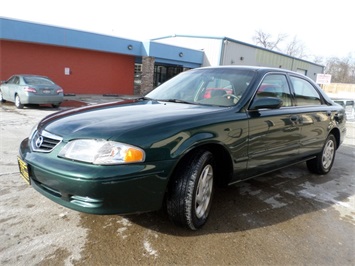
18 66 347 230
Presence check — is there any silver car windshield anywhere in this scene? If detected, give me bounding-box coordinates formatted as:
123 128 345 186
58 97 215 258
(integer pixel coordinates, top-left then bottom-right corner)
146 68 256 107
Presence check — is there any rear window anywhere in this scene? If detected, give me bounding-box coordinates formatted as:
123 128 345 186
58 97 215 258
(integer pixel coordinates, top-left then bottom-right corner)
24 77 54 85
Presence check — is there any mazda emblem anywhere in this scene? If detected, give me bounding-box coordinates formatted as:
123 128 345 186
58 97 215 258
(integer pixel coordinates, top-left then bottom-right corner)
35 136 44 148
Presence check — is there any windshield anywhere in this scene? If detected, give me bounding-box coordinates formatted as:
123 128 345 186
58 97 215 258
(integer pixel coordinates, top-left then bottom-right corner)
146 68 256 106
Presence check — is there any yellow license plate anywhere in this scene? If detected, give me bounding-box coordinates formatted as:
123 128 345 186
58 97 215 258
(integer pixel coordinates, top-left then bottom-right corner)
17 157 30 185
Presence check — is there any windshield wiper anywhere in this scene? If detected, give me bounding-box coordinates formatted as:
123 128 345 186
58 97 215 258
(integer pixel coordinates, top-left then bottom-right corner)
124 96 154 101
158 99 197 105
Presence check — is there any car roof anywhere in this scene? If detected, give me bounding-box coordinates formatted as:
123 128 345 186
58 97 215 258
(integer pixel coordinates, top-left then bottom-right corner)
199 65 304 73
196 65 314 80
16 74 49 78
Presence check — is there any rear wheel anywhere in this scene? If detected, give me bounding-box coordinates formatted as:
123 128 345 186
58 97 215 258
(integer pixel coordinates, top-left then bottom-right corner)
52 103 61 108
167 150 215 230
307 134 336 175
15 95 24 109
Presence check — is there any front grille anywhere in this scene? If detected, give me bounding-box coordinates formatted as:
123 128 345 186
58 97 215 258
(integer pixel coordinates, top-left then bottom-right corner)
31 130 62 153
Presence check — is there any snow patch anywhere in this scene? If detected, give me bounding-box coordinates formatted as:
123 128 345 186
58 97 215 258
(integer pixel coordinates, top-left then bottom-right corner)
143 240 158 258
264 194 288 209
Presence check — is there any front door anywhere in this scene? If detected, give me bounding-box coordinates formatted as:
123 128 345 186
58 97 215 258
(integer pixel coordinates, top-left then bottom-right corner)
1 76 18 100
246 73 301 177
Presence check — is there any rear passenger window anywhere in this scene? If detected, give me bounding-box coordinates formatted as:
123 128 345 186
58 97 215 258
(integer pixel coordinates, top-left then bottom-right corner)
290 76 321 106
14 77 20 85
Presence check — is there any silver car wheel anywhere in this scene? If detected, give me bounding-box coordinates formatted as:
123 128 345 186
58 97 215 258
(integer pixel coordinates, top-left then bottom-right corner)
166 150 215 230
322 138 335 170
15 95 24 109
195 164 213 219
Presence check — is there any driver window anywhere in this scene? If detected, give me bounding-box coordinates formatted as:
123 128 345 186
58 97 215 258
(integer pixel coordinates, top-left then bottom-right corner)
255 74 292 107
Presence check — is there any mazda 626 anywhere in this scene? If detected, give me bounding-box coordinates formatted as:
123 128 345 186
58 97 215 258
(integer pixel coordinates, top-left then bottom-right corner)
18 66 346 230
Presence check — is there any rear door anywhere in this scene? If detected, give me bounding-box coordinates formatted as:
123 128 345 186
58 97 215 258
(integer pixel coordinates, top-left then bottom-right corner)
246 73 302 177
289 75 334 157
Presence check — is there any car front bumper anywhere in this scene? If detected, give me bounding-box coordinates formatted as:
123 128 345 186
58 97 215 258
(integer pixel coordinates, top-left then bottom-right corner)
18 138 173 215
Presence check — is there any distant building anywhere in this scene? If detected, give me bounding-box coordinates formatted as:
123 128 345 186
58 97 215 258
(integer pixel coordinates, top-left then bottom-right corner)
152 35 324 81
0 18 202 95
1 18 323 96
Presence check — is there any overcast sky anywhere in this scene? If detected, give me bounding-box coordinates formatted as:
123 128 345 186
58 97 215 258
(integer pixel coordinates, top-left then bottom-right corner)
1 0 353 59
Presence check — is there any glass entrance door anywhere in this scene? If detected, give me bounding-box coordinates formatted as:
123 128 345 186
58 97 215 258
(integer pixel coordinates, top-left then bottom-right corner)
154 65 184 87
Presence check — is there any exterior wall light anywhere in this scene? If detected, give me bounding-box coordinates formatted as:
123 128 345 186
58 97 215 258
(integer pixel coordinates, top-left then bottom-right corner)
240 57 244 61
179 52 183 57
127 45 133 50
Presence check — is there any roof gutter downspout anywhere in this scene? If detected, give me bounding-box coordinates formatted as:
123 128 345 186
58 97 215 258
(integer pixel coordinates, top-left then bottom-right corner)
219 38 227 66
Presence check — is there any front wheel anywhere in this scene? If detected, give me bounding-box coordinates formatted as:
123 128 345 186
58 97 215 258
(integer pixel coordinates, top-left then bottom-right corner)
167 150 215 230
307 134 336 175
0 90 6 103
15 95 24 109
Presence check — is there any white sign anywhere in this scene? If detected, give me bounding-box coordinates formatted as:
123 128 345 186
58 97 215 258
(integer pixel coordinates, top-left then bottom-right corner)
316 74 332 84
64 67 71 75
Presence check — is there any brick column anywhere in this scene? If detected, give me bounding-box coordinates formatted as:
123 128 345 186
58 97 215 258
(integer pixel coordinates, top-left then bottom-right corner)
140 56 155 95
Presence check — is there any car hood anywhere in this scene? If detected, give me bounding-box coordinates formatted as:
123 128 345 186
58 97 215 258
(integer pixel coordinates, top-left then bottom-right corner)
39 99 229 145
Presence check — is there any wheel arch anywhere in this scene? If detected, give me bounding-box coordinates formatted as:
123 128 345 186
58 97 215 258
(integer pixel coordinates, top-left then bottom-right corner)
168 143 234 188
329 127 341 149
0 88 6 102
14 92 19 101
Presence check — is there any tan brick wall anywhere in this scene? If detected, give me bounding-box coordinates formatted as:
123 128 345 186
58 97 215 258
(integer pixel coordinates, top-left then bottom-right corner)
322 83 355 95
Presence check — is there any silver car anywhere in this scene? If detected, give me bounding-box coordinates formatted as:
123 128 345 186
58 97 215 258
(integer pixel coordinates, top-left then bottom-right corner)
0 74 64 108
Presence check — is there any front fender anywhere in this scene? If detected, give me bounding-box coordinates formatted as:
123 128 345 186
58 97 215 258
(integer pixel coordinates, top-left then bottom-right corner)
171 132 216 158
148 131 215 160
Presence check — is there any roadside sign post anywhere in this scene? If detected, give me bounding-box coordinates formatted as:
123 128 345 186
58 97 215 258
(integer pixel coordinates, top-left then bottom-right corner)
316 74 332 85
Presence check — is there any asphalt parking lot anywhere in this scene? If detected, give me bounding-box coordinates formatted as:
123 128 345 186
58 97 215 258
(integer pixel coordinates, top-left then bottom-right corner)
1 97 354 265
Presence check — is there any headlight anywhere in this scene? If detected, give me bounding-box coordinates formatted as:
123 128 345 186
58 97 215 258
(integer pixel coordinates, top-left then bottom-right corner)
29 124 38 140
58 139 145 165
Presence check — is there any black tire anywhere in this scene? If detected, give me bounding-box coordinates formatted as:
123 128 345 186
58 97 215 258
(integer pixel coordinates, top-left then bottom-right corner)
52 103 61 108
15 94 24 109
307 134 336 175
167 150 215 230
0 90 6 103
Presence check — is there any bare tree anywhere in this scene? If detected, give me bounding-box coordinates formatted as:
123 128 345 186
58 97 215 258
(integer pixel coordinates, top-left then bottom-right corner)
253 30 308 59
252 29 287 51
285 35 307 58
311 55 325 65
325 55 355 83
